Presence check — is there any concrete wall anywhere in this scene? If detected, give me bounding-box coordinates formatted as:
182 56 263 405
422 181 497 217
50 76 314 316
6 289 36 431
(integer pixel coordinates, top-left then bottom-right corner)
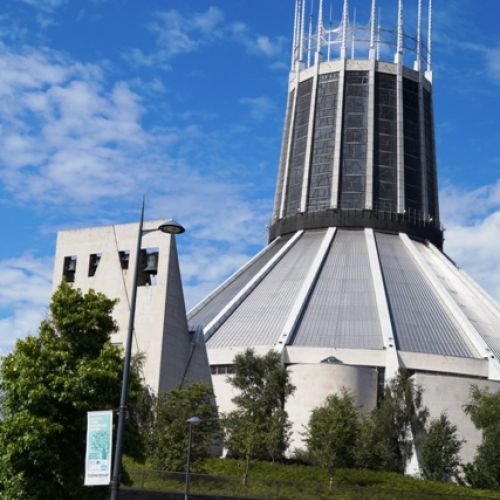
286 363 378 451
413 373 500 465
209 358 378 453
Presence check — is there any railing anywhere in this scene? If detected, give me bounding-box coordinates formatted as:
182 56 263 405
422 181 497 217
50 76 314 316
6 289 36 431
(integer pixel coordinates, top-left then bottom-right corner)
296 25 429 70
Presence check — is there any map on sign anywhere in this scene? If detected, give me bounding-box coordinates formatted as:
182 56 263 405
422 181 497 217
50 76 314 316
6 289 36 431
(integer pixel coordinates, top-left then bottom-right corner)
84 410 113 486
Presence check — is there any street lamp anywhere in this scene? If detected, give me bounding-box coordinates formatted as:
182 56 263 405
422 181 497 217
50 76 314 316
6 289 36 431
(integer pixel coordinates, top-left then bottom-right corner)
110 200 185 500
184 416 202 500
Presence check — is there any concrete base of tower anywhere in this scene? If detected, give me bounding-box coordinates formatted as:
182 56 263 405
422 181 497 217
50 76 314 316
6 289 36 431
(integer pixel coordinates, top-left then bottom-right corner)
208 349 499 468
413 372 500 465
286 363 379 452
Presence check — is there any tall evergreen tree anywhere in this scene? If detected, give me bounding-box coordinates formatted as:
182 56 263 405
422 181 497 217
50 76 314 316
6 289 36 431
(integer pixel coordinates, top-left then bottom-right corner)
421 413 462 482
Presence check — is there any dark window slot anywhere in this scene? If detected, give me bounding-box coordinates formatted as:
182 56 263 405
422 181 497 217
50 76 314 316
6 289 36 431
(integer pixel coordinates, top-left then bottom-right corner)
88 253 102 277
63 256 77 283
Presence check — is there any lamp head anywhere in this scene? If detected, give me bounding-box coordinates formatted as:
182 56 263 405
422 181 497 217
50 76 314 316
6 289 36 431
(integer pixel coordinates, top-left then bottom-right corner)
158 219 185 235
186 416 202 426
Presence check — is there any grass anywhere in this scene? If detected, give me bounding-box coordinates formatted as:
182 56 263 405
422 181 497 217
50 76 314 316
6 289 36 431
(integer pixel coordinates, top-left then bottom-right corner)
123 457 500 499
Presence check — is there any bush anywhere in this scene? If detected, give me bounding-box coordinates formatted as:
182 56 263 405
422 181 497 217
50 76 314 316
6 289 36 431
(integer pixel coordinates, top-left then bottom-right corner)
148 383 219 472
421 413 462 482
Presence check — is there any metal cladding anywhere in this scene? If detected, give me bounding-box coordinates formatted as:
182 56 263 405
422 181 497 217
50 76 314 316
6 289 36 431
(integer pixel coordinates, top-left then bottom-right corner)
189 229 500 364
271 0 441 247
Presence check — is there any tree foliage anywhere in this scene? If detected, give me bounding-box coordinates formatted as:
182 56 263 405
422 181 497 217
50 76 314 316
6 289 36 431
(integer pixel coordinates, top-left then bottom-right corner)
223 349 295 472
463 386 500 489
148 383 220 472
0 282 149 500
305 390 359 476
421 413 462 482
355 369 428 473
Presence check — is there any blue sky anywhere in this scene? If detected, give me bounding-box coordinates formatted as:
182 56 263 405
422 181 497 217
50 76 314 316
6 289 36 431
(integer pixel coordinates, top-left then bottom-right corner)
0 0 499 354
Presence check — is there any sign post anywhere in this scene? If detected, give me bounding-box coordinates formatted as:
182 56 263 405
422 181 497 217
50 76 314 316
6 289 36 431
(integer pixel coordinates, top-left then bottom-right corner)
85 410 113 486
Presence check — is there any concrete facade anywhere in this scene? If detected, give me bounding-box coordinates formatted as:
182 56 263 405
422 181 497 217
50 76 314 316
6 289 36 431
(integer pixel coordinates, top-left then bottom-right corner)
53 220 211 393
287 363 378 450
414 373 500 464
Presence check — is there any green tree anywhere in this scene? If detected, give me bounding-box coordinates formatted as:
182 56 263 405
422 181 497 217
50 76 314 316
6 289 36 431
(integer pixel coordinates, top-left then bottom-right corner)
223 349 294 481
148 383 220 472
463 386 500 489
355 369 428 473
0 282 148 500
421 413 462 482
305 390 359 482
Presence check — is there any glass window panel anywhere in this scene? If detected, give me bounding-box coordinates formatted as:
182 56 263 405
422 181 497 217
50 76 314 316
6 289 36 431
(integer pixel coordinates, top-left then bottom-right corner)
308 72 339 212
374 73 398 211
340 71 369 209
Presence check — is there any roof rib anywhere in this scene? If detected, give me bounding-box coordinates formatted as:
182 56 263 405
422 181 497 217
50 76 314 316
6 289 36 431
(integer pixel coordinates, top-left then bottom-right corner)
203 230 304 342
274 227 336 352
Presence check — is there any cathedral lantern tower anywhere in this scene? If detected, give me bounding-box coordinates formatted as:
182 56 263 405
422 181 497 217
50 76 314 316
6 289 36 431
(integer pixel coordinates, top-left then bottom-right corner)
188 1 500 466
271 0 441 247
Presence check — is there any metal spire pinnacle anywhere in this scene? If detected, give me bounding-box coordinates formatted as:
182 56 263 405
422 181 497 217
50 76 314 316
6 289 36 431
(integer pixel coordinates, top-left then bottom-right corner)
299 0 306 62
376 13 381 61
369 0 377 59
415 0 422 70
307 5 313 66
341 0 349 59
316 0 324 58
291 0 300 68
327 1 333 61
395 0 403 64
427 0 432 73
351 8 357 59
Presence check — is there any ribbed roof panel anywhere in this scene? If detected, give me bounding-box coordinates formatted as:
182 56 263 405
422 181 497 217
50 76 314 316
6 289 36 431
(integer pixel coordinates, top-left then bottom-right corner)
188 235 291 329
417 243 500 359
376 233 475 358
292 229 384 349
207 230 326 348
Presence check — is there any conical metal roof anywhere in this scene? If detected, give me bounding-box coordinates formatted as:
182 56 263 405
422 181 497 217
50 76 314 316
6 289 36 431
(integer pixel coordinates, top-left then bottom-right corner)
189 228 500 379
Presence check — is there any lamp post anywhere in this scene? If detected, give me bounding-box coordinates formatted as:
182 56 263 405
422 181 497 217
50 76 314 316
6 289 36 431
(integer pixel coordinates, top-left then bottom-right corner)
184 416 202 500
110 199 185 500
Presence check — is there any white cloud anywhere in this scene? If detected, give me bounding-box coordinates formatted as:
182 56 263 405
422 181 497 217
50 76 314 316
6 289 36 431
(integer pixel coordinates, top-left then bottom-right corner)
13 0 68 29
441 181 500 302
125 8 287 69
440 181 500 227
436 34 500 87
0 254 53 354
232 23 287 61
17 0 66 12
181 244 253 311
485 46 500 84
463 42 500 85
445 211 500 302
191 6 225 35
0 44 150 204
0 43 272 232
240 96 276 121
125 7 225 68
0 40 274 347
